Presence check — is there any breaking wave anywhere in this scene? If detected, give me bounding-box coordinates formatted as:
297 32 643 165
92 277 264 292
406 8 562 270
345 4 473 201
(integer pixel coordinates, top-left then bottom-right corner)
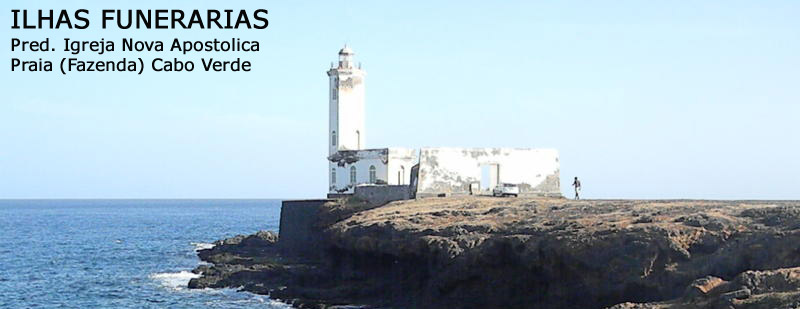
149 271 200 290
191 242 215 251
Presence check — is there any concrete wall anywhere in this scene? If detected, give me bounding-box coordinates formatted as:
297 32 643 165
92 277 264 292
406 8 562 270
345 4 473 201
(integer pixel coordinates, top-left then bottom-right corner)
278 199 329 258
416 147 561 197
353 185 413 206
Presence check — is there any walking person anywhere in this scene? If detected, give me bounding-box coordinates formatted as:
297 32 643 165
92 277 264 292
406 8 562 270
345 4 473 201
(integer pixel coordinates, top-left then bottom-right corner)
572 177 581 200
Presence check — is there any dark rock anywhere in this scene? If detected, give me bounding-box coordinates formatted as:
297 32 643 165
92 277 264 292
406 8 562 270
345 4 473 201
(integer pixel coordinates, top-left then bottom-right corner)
189 198 800 309
191 265 210 275
633 215 653 224
721 288 751 301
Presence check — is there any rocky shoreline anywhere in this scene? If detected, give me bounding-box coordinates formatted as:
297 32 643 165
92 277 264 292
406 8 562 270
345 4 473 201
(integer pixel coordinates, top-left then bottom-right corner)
189 197 800 308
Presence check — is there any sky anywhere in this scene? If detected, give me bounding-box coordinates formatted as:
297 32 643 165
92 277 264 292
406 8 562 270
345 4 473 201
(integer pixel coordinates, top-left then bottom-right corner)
1 1 798 199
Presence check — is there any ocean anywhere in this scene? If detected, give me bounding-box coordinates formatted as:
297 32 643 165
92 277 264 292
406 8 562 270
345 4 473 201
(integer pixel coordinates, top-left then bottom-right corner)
0 199 291 308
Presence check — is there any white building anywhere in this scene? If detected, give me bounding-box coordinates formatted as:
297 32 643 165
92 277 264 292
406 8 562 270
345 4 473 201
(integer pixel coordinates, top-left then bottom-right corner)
415 147 561 197
326 46 561 197
327 46 418 194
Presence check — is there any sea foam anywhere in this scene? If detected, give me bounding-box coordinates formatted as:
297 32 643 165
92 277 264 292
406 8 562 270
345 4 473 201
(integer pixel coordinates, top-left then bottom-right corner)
149 271 200 290
191 242 215 251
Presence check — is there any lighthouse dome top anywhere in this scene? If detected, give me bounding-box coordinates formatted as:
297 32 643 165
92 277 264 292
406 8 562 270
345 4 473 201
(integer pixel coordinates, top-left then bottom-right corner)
339 45 354 55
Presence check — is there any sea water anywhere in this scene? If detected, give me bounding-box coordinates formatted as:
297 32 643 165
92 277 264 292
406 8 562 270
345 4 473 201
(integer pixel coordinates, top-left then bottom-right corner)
0 199 291 308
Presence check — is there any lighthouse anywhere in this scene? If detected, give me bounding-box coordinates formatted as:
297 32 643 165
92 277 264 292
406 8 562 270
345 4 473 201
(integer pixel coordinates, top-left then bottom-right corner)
326 45 366 155
322 46 558 198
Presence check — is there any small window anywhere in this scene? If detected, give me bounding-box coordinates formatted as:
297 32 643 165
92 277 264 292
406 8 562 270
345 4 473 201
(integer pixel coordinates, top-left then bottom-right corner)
332 85 338 100
350 166 357 184
331 168 336 184
369 165 376 183
331 131 337 146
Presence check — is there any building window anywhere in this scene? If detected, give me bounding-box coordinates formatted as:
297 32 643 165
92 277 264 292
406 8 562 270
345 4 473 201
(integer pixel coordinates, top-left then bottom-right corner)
331 168 336 184
350 166 357 184
369 165 376 183
331 131 337 146
332 85 338 100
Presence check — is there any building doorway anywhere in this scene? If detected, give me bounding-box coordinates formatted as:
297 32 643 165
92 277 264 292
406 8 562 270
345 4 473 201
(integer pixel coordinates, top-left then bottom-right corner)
397 166 406 185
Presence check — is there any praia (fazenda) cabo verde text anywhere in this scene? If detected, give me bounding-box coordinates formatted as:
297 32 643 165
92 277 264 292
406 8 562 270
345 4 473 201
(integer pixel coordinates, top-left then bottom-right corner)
12 38 259 56
12 57 253 73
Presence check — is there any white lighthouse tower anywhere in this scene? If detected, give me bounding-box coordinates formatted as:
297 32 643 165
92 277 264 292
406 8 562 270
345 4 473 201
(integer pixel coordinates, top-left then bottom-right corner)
327 45 366 155
326 46 420 195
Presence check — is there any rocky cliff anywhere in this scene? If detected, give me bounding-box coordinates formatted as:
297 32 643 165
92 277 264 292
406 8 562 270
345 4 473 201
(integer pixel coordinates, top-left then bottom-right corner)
189 197 800 308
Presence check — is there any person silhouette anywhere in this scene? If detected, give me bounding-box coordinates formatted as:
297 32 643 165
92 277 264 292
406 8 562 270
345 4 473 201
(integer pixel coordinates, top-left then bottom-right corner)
572 177 581 200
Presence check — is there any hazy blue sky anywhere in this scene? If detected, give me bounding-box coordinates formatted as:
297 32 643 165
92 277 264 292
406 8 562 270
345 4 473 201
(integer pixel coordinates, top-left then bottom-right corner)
1 1 798 199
